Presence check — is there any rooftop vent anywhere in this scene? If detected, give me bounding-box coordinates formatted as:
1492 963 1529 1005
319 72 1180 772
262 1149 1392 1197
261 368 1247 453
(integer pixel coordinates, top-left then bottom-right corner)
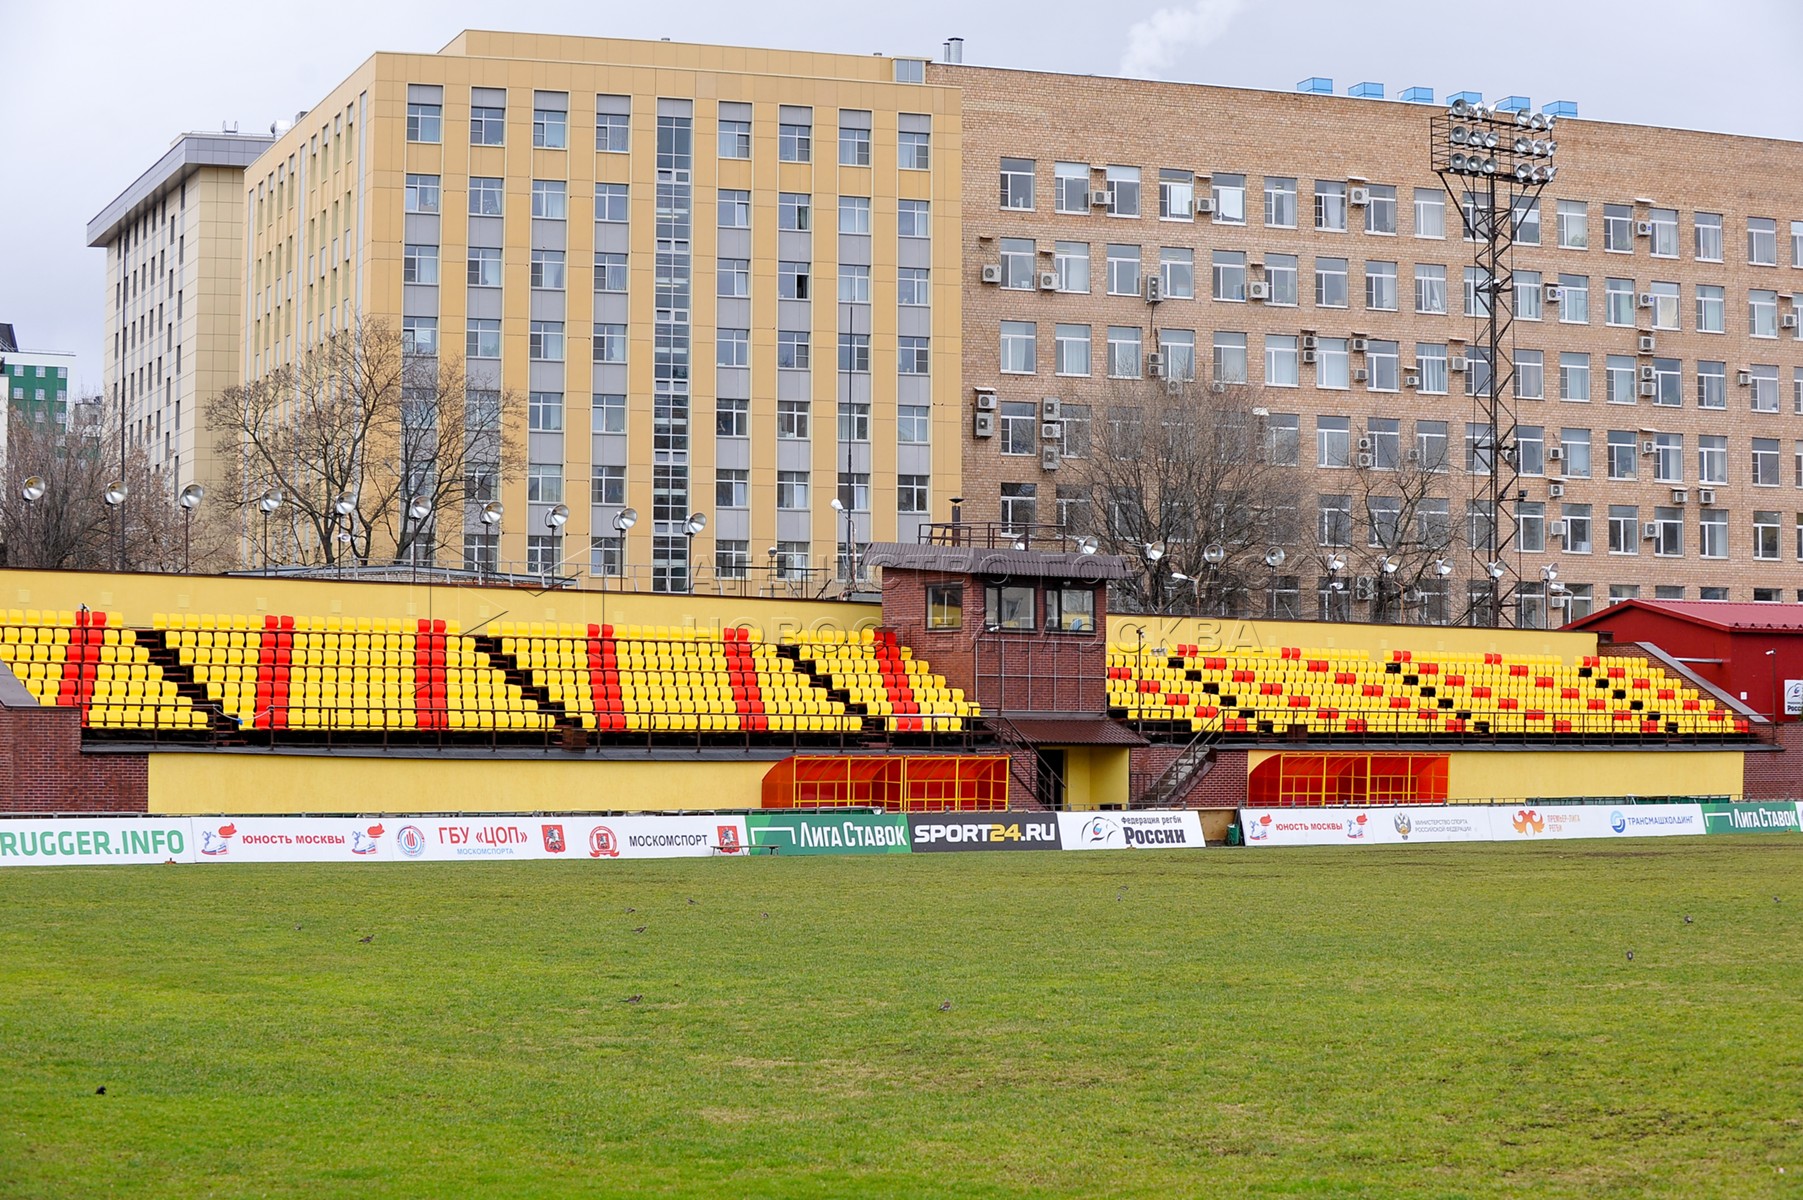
942 36 963 64
1543 100 1578 118
1296 76 1333 95
1400 86 1435 104
1348 81 1384 99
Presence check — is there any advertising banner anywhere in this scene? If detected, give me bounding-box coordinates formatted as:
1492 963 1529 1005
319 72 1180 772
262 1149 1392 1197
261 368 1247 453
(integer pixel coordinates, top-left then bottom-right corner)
1496 804 1703 840
192 817 397 862
1058 810 1206 850
907 812 1062 852
0 818 195 866
557 815 749 860
746 812 911 855
1240 803 1709 846
1698 802 1803 835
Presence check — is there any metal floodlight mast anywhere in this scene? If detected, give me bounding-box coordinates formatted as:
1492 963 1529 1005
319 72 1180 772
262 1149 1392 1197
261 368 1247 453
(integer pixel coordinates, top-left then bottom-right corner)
1431 103 1561 627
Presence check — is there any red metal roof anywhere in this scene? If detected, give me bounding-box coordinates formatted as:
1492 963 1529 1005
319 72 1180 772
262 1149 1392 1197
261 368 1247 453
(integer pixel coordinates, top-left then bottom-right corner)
1566 599 1803 634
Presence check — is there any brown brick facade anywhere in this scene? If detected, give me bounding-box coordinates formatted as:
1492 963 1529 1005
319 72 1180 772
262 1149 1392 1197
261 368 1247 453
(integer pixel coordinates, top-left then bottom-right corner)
1743 722 1803 800
0 704 149 813
935 60 1803 616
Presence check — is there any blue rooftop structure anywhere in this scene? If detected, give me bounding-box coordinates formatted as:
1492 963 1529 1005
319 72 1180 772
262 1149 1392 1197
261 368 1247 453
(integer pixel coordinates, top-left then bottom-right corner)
1543 100 1578 118
1497 95 1531 113
1448 90 1483 107
1348 81 1384 99
1296 77 1334 95
1400 86 1435 104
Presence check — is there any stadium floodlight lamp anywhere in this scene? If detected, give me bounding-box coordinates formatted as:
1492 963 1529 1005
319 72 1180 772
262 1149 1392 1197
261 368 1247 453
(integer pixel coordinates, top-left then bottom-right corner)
1450 125 1470 145
1378 555 1399 574
682 512 707 536
544 503 570 530
407 497 431 523
1264 547 1287 568
829 497 844 512
480 501 504 526
1202 543 1227 566
1479 157 1497 176
1514 163 1534 183
1434 558 1454 578
1171 571 1193 583
257 489 283 514
21 476 46 503
1076 535 1100 555
103 481 128 506
1143 541 1166 562
1449 97 1474 119
1328 578 1346 592
1326 555 1346 573
179 484 206 509
1487 561 1506 579
1450 153 1469 173
613 507 638 532
1540 564 1559 582
333 491 356 517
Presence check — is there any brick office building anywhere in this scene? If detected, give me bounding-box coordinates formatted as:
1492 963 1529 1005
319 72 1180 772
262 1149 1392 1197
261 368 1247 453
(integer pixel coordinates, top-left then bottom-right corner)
939 61 1803 625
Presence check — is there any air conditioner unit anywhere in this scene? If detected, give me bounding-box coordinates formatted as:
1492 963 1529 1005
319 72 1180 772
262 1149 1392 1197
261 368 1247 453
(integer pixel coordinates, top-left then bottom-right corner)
1736 369 1752 386
1643 521 1659 540
1635 220 1654 237
1145 352 1164 378
1348 186 1371 207
1247 281 1271 301
973 410 996 438
1549 593 1571 608
1038 271 1058 291
1405 448 1422 464
1640 439 1656 455
1301 349 1318 364
1638 364 1657 382
1638 381 1657 397
1350 336 1370 353
1637 334 1657 354
1450 356 1469 372
1698 488 1717 505
1193 197 1216 216
1301 334 1319 350
1549 519 1568 539
1353 368 1369 383
1355 452 1375 469
1548 482 1565 498
1040 421 1063 441
1356 436 1373 451
1354 576 1377 600
1544 283 1563 303
1783 313 1800 329
1144 277 1164 303
1404 371 1422 389
1209 380 1228 395
1637 293 1655 309
1166 377 1186 395
974 388 998 411
980 264 1003 284
1040 397 1062 421
1670 488 1688 504
1547 445 1564 461
1040 445 1062 471
1088 189 1111 207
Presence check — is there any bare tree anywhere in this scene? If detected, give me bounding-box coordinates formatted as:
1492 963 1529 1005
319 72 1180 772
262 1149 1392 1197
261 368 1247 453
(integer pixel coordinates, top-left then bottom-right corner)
1 406 230 572
207 318 520 569
1063 376 1302 615
1337 445 1465 624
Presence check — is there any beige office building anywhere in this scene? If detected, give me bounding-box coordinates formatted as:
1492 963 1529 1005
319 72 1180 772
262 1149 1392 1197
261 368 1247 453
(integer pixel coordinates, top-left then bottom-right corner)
241 32 962 589
88 131 274 494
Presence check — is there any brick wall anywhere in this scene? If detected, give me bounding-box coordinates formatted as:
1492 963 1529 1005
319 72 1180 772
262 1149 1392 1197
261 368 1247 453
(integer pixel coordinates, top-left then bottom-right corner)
0 705 149 813
1743 722 1803 800
1129 743 1248 808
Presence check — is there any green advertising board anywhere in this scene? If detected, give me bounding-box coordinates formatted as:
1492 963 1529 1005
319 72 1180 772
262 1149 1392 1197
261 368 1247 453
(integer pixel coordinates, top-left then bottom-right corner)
1699 803 1802 835
746 812 911 855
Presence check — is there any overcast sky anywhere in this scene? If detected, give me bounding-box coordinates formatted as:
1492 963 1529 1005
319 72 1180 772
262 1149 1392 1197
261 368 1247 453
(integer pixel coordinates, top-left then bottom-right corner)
4 0 1799 393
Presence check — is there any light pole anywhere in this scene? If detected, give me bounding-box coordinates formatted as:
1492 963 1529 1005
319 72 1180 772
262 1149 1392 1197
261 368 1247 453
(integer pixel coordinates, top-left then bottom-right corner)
257 489 283 573
178 484 205 574
830 496 854 584
103 481 129 571
1765 647 1779 722
1143 540 1166 613
479 500 503 583
18 477 44 569
611 507 638 590
682 511 707 594
542 503 569 585
1202 542 1226 615
1170 571 1203 615
332 491 357 569
1263 546 1287 619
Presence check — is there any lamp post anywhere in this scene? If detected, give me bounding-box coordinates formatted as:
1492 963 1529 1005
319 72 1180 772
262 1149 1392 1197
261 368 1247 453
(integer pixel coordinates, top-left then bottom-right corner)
1765 647 1779 722
681 511 707 594
543 503 569 585
611 506 638 590
1142 540 1166 613
1376 553 1399 621
1263 546 1287 619
103 480 129 571
19 477 44 569
178 484 205 574
256 489 283 573
478 500 503 583
830 496 850 583
1202 542 1226 615
332 491 357 569
1170 571 1203 615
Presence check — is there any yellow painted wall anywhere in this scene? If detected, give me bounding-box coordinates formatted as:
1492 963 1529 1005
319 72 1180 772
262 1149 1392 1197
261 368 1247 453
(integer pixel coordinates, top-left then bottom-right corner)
149 752 771 815
1108 615 1600 663
1245 748 1745 802
1060 746 1130 810
0 568 880 643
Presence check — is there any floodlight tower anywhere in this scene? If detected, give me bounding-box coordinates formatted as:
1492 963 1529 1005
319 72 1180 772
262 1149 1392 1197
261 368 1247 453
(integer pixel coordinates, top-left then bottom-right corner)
1431 98 1560 626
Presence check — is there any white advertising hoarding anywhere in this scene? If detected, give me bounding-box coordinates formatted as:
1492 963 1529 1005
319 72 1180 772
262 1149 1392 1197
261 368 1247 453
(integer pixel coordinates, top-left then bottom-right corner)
0 818 197 866
1058 810 1206 849
1240 803 1706 846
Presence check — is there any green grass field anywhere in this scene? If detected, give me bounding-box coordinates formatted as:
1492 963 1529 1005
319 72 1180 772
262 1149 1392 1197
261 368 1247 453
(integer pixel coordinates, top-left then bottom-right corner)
2 839 1800 1198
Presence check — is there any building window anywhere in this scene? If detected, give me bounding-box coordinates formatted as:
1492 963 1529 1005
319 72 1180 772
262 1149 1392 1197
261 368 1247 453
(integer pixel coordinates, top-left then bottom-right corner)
1413 188 1444 238
467 319 502 359
1106 165 1140 217
594 183 629 223
838 334 870 374
401 317 437 358
404 174 440 213
1266 413 1300 466
593 392 626 434
528 391 563 432
898 475 929 514
471 102 506 146
1748 217 1778 266
838 264 872 304
596 98 630 152
777 192 810 231
1652 506 1683 556
1515 269 1543 320
713 396 748 438
1212 250 1245 301
1000 482 1037 530
1755 511 1782 559
898 405 930 445
718 189 750 229
837 401 871 444
530 249 566 290
1314 180 1347 231
779 119 812 163
402 244 438 285
926 584 962 630
999 402 1037 456
1699 508 1728 558
999 237 1035 289
1517 502 1546 553
1366 260 1398 311
717 328 749 368
1515 350 1545 400
1264 176 1297 228
1603 203 1634 252
777 261 810 300
1753 437 1781 486
1211 173 1246 224
1564 504 1593 554
718 103 751 158
1000 158 1035 210
1265 335 1299 388
898 267 930 307
1414 264 1446 314
1159 168 1195 220
1652 356 1681 407
1608 505 1639 554
776 471 809 509
1751 289 1779 338
1318 493 1352 546
466 247 502 288
1160 247 1194 298
469 176 505 216
839 196 872 234
528 321 564 362
592 323 627 363
1695 285 1725 333
1317 415 1350 468
533 103 568 149
1556 199 1588 249
1696 361 1726 410
898 336 930 376
1055 324 1091 376
1316 338 1349 389
984 585 1036 631
1751 365 1780 412
531 180 567 219
1055 162 1089 214
1653 432 1684 483
406 102 442 144
1106 244 1141 296
1416 344 1448 395
1000 321 1037 374
777 331 810 370
898 200 931 239
898 127 931 170
1559 352 1590 402
1107 327 1141 378
715 540 749 581
1695 212 1723 261
1365 184 1397 235
1315 257 1348 307
777 399 809 439
1266 254 1298 306
527 464 563 504
839 114 872 166
714 468 748 509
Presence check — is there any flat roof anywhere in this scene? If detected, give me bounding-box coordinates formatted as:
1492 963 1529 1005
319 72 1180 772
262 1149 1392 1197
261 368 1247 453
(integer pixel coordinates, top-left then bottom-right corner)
87 132 275 248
